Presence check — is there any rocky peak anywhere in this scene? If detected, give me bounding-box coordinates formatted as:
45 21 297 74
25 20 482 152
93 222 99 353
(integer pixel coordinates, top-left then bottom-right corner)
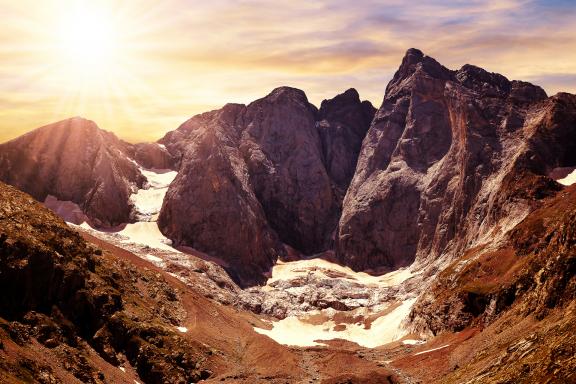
264 86 311 105
0 118 145 227
455 63 511 97
159 86 377 285
320 88 361 115
453 64 547 103
318 89 376 191
319 88 375 122
510 80 548 104
338 49 576 275
385 48 453 99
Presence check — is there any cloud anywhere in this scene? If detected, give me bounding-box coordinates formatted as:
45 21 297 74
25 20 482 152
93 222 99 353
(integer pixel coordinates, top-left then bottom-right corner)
0 0 575 143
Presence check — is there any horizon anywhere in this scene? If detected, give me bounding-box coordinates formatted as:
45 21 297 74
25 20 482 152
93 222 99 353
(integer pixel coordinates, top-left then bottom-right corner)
1 0 575 144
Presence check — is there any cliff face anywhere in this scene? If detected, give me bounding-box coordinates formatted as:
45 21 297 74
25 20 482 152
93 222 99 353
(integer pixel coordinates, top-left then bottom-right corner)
337 48 576 273
402 181 576 383
0 117 146 227
132 142 177 170
317 88 376 196
158 103 283 286
158 87 374 285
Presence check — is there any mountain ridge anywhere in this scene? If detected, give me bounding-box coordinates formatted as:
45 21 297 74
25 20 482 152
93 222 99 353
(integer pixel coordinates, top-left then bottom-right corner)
0 49 574 287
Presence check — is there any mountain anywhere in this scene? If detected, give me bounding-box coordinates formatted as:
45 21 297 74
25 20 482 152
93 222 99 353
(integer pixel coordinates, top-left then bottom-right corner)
337 48 576 273
1 50 574 289
0 117 146 227
317 88 376 196
158 87 375 285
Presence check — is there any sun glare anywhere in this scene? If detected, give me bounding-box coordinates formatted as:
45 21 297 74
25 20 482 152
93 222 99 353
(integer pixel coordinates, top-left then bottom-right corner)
55 5 120 80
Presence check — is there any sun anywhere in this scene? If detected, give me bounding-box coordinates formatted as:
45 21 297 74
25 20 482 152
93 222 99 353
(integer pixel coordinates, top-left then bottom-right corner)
55 4 120 80
4 0 170 132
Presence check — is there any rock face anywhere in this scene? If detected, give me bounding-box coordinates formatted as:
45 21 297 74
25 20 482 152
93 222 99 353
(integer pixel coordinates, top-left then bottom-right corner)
337 48 576 273
317 88 376 195
0 117 146 227
403 181 576 383
158 103 283 286
159 87 374 285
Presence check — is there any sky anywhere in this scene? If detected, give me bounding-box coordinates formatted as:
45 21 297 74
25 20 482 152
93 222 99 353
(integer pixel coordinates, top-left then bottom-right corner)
0 0 575 143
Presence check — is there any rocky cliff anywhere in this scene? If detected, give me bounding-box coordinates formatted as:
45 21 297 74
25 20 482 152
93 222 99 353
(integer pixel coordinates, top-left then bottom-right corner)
158 87 374 285
401 182 576 383
337 48 576 273
0 117 146 227
317 88 376 198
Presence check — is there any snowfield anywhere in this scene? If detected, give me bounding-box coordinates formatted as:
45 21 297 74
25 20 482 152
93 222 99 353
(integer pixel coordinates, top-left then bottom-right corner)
116 222 175 251
131 167 177 221
265 258 413 288
47 162 423 350
254 298 417 348
45 164 179 253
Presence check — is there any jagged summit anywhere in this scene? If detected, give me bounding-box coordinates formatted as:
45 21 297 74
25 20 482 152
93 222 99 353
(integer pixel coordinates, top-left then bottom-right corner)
1 50 575 287
386 48 547 104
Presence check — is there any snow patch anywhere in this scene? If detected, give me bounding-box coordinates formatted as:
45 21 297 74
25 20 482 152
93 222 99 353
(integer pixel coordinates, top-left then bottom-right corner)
402 339 425 345
558 168 576 186
144 254 164 263
131 167 177 222
176 326 188 333
266 258 413 288
413 344 450 356
254 298 417 348
90 166 179 252
119 367 126 373
117 222 176 251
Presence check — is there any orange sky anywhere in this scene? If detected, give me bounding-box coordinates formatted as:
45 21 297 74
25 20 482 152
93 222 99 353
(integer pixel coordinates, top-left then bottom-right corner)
1 0 575 143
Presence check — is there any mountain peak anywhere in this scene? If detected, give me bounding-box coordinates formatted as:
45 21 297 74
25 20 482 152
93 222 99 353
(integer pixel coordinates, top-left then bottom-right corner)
403 47 424 62
266 86 309 103
386 49 452 96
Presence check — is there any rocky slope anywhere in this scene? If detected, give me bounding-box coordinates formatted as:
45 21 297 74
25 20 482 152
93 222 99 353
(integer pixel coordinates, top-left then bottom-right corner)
1 48 576 383
337 48 576 273
132 142 177 170
158 87 374 285
0 181 212 383
0 117 146 227
398 183 576 383
0 181 403 383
